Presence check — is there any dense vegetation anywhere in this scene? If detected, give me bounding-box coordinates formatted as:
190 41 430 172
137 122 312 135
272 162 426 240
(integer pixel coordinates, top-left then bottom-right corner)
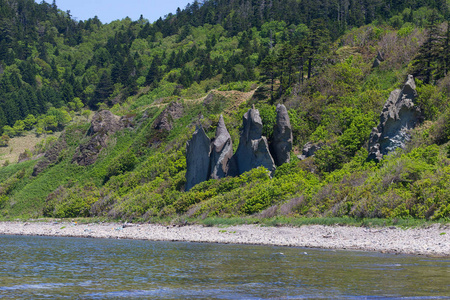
0 0 450 223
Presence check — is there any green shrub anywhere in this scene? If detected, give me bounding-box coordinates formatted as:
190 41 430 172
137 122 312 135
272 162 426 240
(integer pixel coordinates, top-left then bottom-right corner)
105 152 138 181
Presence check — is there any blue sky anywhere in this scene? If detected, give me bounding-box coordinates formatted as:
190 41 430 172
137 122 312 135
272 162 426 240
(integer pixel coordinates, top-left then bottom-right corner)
40 0 193 23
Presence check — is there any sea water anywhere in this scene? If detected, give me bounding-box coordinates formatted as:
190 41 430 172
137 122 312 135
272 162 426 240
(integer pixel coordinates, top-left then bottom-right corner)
0 235 449 299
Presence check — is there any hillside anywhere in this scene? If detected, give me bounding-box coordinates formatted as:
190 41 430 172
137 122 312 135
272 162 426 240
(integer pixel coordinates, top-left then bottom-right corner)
0 0 450 222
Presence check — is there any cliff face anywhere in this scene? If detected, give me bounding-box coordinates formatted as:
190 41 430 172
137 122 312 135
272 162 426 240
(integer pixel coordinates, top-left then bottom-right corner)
368 75 422 162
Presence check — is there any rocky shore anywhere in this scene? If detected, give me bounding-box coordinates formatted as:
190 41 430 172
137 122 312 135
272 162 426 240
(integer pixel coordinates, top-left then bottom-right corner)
0 221 449 257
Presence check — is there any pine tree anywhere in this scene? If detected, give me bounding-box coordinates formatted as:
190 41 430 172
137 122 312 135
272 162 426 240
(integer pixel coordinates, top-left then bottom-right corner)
412 10 442 84
90 71 113 109
261 53 277 103
145 55 160 86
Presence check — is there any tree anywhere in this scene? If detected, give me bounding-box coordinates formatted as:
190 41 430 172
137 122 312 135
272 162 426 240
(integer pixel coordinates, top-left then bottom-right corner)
260 53 277 103
23 114 37 130
305 19 330 79
90 71 113 109
3 126 16 137
36 115 57 136
47 107 72 128
412 10 442 84
145 55 160 86
0 134 10 147
68 97 84 112
13 120 25 136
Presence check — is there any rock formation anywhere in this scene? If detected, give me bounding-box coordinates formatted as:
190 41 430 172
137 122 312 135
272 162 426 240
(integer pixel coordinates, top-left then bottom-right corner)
298 141 324 160
210 115 233 179
271 104 293 166
87 110 123 136
372 50 385 68
33 133 68 176
185 106 293 189
153 101 184 131
185 126 211 191
72 110 124 166
233 108 276 175
368 75 422 162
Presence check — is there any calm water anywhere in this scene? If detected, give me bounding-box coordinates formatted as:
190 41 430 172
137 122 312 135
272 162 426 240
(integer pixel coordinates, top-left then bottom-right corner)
0 235 449 299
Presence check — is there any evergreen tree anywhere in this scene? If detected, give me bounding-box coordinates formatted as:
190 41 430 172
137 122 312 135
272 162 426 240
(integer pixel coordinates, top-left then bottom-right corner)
145 55 160 86
91 71 113 109
412 10 442 84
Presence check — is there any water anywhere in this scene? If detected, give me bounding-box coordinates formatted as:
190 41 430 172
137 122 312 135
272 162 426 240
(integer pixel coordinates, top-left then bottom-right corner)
0 235 448 299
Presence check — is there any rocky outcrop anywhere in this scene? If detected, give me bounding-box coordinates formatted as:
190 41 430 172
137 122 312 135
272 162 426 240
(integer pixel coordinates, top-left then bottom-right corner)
298 141 324 160
87 110 123 136
72 110 124 166
368 75 422 162
185 106 293 189
185 126 211 191
271 104 293 166
372 50 385 68
210 115 233 179
33 133 68 176
234 108 276 175
153 101 184 131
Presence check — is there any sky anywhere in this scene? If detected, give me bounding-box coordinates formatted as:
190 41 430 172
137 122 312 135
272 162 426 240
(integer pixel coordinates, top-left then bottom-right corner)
39 0 194 24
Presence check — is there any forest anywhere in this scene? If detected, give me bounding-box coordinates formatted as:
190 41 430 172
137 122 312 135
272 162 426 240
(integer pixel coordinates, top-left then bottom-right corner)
0 0 449 223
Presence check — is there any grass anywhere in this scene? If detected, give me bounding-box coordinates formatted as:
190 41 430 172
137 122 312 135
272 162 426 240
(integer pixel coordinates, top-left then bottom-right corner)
195 216 449 229
0 132 61 166
1 214 448 230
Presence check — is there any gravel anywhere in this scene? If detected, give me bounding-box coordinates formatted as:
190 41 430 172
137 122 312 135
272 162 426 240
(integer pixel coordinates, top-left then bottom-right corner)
0 221 449 256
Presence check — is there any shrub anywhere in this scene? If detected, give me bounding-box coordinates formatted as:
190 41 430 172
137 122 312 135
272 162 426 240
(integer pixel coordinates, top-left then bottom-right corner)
105 152 138 181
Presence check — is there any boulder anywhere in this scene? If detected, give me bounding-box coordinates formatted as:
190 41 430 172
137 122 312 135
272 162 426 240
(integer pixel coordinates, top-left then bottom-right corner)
72 110 124 166
298 141 324 160
271 104 293 166
372 50 385 68
185 126 211 191
368 75 422 162
33 133 68 176
153 101 184 131
233 108 276 175
210 115 233 179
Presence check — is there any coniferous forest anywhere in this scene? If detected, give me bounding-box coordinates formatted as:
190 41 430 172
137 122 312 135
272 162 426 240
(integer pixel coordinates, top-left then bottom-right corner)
0 0 450 223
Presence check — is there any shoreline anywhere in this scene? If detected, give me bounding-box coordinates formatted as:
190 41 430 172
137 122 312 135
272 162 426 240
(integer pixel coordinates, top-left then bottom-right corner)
0 221 449 257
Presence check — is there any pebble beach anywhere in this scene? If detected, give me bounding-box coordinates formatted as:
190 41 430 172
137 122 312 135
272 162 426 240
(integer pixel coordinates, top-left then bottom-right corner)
1 221 449 257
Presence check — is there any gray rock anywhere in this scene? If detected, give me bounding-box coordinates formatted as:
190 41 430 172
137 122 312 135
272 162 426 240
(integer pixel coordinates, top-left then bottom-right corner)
185 126 211 191
368 75 422 162
153 101 184 131
210 115 233 179
298 141 324 160
271 104 293 166
372 50 385 68
234 108 276 175
87 110 123 136
72 110 124 166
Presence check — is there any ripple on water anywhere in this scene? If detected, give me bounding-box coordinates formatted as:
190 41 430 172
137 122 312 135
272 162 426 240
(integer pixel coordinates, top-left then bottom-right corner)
0 235 449 299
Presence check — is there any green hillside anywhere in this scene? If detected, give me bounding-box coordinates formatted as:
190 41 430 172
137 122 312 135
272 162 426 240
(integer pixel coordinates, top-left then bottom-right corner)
0 0 449 223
